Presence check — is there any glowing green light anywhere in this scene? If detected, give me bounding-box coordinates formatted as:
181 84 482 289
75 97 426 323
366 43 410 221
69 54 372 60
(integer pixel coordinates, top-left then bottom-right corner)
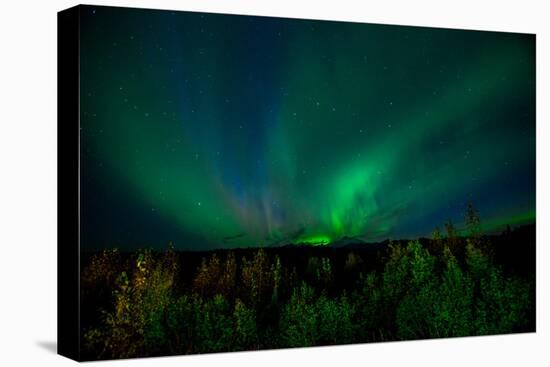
295 235 332 246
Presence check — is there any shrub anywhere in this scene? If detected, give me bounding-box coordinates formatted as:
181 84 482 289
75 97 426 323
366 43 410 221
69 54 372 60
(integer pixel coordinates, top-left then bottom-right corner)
431 247 474 337
233 299 258 350
193 295 233 353
279 282 318 347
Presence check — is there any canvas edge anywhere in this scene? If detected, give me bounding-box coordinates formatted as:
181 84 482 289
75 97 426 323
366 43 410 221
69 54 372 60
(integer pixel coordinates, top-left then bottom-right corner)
57 4 81 362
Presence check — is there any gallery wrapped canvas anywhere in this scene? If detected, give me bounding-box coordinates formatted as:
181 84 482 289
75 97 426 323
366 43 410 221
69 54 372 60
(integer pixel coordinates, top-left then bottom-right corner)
58 4 536 361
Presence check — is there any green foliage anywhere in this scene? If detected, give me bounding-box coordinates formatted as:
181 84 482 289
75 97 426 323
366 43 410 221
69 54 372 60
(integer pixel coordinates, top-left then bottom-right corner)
193 295 233 353
83 248 177 358
193 254 221 298
432 247 474 337
233 299 258 350
193 252 238 299
82 216 534 359
382 242 410 304
394 241 439 339
317 293 354 344
241 249 272 308
279 282 354 347
166 295 194 354
352 272 383 341
431 227 442 242
465 242 532 334
279 282 318 347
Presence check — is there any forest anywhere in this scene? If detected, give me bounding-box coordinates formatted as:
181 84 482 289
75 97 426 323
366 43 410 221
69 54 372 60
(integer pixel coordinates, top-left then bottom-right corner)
80 205 535 360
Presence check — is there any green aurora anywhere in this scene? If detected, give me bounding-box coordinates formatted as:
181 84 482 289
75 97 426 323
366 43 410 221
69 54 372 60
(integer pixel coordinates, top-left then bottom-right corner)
79 6 535 250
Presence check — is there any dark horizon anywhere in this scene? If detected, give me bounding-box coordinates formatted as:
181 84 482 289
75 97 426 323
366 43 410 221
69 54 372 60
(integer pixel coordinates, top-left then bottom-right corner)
79 221 535 254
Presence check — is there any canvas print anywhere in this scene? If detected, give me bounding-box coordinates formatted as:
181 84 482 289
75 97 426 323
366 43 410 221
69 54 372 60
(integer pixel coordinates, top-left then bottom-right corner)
59 4 535 361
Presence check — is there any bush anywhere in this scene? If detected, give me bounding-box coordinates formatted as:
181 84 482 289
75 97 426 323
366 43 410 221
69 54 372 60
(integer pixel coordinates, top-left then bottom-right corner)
233 299 258 350
432 247 474 337
279 282 354 347
279 282 318 347
193 295 233 353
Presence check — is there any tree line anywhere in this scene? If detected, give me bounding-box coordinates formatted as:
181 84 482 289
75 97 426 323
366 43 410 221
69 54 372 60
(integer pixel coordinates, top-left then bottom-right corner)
81 205 534 359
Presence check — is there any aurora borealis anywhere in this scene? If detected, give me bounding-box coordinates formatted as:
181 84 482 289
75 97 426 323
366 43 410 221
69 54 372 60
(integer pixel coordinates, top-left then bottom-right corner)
79 6 535 251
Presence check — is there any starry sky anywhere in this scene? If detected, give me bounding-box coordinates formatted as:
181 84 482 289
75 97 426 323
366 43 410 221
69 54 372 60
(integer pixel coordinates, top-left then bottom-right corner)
79 6 535 251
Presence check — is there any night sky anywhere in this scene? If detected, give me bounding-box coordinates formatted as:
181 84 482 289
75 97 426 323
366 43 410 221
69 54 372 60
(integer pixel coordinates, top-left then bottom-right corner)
80 6 535 251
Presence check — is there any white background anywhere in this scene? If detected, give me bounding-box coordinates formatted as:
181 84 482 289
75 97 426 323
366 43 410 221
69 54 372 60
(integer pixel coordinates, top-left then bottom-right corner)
0 0 548 365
